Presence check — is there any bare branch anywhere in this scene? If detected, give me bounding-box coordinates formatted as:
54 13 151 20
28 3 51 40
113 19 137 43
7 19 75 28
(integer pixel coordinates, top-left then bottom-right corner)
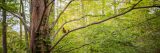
50 6 160 37
1 7 29 32
49 0 142 51
10 12 30 32
134 5 160 9
51 16 86 40
51 15 105 41
50 0 74 30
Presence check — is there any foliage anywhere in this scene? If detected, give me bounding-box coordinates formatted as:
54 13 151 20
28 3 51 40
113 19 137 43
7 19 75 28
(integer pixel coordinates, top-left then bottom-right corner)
1 0 160 53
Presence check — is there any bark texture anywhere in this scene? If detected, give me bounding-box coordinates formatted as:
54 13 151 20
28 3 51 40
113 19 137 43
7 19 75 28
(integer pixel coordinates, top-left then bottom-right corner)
30 0 51 53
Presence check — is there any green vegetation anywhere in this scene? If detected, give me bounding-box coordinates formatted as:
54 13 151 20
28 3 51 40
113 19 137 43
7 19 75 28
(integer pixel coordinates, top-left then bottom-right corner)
0 0 160 53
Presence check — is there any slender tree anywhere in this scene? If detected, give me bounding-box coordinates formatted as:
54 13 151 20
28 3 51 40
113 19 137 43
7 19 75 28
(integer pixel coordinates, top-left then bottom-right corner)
2 0 7 53
20 21 22 39
20 0 29 52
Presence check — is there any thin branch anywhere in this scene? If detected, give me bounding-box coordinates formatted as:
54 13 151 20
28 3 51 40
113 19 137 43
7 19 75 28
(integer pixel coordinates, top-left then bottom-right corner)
51 15 105 41
50 0 74 30
1 7 29 32
10 12 30 32
134 5 160 9
110 5 160 34
55 19 159 52
51 16 86 40
47 0 55 7
111 17 158 35
49 0 142 51
63 42 94 53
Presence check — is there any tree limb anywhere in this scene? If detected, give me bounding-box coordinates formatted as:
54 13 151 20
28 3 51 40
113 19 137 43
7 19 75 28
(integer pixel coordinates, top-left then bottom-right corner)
134 5 160 9
51 15 86 41
56 17 158 52
51 15 105 41
10 12 30 32
47 0 55 7
111 17 158 35
1 7 30 32
50 0 74 30
49 0 142 51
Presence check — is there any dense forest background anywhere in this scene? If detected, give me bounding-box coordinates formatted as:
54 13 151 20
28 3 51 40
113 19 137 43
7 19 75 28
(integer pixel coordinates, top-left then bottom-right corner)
0 0 160 53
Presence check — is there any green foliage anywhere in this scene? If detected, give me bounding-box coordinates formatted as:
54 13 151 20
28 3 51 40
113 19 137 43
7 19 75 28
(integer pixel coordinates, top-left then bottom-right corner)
0 0 19 12
52 0 160 53
1 0 160 53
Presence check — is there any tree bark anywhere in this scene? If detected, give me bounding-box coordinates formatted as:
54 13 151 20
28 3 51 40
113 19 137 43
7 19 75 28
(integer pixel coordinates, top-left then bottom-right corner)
30 0 51 53
2 0 7 53
20 0 30 52
20 21 22 39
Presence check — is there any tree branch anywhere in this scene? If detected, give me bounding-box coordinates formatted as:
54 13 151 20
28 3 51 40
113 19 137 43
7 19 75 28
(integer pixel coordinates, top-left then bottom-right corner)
110 5 160 35
51 15 86 41
51 15 105 41
50 0 74 30
1 7 30 32
134 5 160 9
47 0 55 7
10 12 30 32
49 0 142 51
111 17 158 35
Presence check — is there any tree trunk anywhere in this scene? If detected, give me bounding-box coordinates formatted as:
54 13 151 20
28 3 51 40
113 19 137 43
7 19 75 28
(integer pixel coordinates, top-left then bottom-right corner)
2 0 7 53
30 0 51 53
20 0 30 52
20 18 23 39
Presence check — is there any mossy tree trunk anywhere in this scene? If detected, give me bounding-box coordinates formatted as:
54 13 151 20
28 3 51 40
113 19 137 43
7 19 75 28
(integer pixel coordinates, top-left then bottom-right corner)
30 0 52 53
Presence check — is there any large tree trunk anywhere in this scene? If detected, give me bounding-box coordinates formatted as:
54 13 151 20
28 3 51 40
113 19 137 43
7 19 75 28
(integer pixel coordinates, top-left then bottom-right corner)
30 0 51 53
2 0 7 53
